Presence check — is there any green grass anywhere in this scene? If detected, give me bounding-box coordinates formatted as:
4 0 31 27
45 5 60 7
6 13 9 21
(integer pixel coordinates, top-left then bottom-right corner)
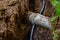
50 0 60 40
51 0 60 18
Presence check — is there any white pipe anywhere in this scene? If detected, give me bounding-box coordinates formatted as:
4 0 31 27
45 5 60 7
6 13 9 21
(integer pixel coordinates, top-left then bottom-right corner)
29 12 51 29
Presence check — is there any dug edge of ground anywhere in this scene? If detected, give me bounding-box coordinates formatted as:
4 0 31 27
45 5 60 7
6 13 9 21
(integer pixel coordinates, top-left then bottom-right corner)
0 0 60 40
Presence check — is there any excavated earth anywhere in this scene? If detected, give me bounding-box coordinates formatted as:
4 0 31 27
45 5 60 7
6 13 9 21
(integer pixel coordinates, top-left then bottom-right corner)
0 0 60 40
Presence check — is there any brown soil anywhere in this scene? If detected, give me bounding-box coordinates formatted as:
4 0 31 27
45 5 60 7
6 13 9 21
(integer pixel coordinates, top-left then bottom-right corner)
0 0 60 40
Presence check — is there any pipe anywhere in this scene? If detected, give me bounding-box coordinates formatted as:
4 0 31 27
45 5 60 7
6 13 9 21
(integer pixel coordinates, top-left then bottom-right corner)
30 0 45 40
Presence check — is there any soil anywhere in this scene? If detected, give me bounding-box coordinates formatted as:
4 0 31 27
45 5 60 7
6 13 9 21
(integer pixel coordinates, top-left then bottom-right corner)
0 0 60 40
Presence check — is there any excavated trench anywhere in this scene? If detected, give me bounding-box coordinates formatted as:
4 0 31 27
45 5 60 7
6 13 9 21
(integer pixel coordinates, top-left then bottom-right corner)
0 0 60 40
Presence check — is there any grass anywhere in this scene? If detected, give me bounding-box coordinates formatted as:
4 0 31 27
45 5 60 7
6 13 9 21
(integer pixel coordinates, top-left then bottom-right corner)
50 0 60 40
